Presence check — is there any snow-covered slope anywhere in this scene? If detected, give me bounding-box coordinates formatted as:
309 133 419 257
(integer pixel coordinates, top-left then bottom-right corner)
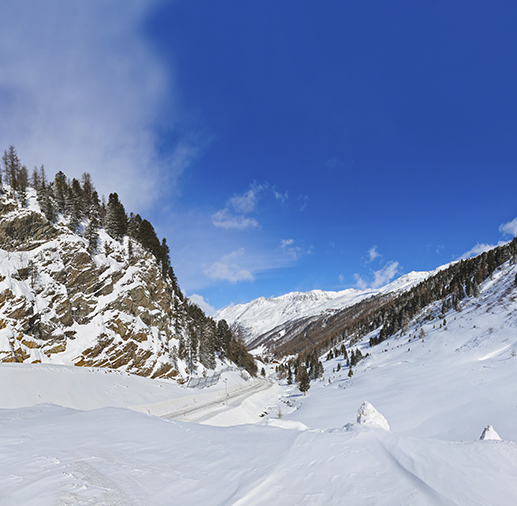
0 186 253 381
2 257 517 504
216 270 433 343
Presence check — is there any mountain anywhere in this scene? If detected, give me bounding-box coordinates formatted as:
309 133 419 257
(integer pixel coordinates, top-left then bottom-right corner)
219 238 517 362
0 163 256 380
216 270 433 349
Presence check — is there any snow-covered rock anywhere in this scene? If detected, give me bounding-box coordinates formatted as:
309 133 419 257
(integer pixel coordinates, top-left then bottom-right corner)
357 401 390 430
480 425 502 441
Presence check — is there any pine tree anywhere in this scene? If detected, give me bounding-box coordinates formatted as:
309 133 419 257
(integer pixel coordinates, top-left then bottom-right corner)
52 171 68 213
85 216 100 254
31 166 41 191
37 183 56 222
297 367 311 395
2 145 21 190
105 193 127 240
18 165 28 206
88 191 101 221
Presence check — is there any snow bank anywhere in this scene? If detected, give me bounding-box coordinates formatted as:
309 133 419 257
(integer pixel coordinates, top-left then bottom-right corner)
357 401 390 430
480 425 502 441
266 419 309 431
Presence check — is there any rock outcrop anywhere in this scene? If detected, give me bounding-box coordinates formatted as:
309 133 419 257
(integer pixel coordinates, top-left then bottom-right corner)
0 191 194 380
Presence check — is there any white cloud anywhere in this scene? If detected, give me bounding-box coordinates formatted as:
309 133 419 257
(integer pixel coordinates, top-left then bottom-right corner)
228 184 264 213
354 261 400 290
0 0 188 212
338 274 345 284
211 209 259 230
204 249 254 283
188 294 216 316
274 191 288 204
353 273 368 290
367 246 380 263
280 238 307 260
459 242 505 260
499 217 517 236
371 261 399 288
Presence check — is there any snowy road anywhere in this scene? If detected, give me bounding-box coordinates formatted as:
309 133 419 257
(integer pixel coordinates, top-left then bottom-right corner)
161 378 273 423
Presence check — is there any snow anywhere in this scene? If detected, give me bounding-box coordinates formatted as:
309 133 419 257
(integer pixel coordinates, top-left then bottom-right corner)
356 401 390 430
216 270 434 344
2 255 517 503
480 425 502 441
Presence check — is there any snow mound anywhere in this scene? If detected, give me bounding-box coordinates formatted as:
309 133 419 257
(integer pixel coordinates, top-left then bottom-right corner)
266 419 309 431
480 425 502 441
357 401 390 430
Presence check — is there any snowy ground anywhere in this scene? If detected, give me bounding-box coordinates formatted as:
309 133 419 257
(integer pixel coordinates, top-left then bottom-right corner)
2 263 517 504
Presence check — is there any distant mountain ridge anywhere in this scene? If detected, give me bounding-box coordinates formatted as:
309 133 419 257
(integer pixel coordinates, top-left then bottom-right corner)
216 270 434 346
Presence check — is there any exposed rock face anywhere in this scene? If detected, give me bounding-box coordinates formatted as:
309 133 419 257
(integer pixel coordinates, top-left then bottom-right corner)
0 192 186 380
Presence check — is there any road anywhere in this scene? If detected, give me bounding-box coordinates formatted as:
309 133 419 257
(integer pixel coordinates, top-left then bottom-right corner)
161 378 273 423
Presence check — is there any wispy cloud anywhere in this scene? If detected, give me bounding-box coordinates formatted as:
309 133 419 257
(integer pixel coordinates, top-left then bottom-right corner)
499 217 517 236
228 184 264 213
188 293 216 316
204 249 254 283
371 261 399 288
298 195 309 211
212 182 293 230
353 273 368 290
0 0 187 212
280 239 303 260
459 242 505 260
354 260 400 290
211 209 259 230
274 191 288 204
280 239 314 260
367 246 380 263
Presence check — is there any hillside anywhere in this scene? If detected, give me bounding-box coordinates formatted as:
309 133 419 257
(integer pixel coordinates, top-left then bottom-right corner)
0 150 256 381
216 270 431 344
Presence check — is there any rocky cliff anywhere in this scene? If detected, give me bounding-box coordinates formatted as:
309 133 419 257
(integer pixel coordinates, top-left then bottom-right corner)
0 188 237 381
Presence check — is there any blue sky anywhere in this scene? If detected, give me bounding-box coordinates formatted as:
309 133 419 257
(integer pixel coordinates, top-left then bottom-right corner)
1 1 517 313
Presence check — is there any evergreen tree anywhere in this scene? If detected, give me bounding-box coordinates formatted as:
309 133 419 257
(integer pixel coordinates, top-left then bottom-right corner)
52 171 68 213
160 238 171 276
31 166 41 191
18 165 28 205
167 266 182 299
37 183 56 222
185 322 199 372
81 172 94 207
287 367 293 385
85 216 100 254
297 367 311 395
105 193 127 240
88 191 101 221
2 145 21 190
